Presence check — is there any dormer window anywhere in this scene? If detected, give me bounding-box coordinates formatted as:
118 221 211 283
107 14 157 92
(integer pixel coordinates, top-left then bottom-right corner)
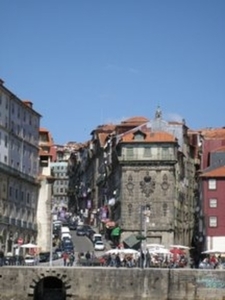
133 131 145 141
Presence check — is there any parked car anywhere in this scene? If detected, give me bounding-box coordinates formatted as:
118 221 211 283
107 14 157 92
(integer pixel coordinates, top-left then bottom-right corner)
69 221 77 231
92 233 102 244
39 252 50 263
24 255 37 266
63 244 74 254
61 233 72 240
86 229 96 240
76 226 87 236
54 248 63 258
94 241 105 251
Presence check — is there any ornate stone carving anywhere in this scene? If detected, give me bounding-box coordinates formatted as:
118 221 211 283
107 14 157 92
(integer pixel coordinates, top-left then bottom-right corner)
140 172 155 198
161 174 169 194
126 174 134 196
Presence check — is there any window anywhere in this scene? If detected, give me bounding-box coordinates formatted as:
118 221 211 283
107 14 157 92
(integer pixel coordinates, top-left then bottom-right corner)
162 147 169 159
126 147 134 158
209 216 217 227
144 147 152 157
27 193 30 204
11 103 14 114
9 187 12 197
134 133 144 141
209 198 217 208
4 135 8 147
208 179 216 190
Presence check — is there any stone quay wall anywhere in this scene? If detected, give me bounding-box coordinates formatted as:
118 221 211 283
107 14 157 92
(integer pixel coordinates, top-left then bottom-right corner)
1 267 225 300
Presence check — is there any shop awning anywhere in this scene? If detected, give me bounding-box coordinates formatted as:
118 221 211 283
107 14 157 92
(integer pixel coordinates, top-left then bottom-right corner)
111 226 121 236
123 234 141 250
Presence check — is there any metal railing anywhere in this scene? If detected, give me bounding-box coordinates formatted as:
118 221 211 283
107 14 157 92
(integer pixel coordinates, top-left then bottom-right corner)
0 161 38 184
118 154 176 162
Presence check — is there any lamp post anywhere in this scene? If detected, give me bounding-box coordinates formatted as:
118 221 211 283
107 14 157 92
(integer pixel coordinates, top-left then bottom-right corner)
49 212 53 267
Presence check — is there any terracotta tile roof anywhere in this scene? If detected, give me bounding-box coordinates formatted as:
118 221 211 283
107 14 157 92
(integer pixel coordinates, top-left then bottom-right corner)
39 149 52 156
91 124 116 135
212 146 225 153
119 129 177 143
98 133 109 147
200 165 225 178
200 128 225 140
121 116 149 124
39 128 49 133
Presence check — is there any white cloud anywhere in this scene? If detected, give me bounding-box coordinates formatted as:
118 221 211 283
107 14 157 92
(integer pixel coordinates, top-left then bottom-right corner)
165 112 184 123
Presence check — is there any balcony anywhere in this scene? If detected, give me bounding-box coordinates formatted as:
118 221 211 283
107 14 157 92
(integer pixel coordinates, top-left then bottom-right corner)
0 216 9 224
118 154 176 163
0 161 38 185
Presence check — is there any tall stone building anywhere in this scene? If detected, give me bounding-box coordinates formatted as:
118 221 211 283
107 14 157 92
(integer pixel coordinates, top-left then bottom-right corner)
68 108 198 248
36 128 55 252
0 79 41 252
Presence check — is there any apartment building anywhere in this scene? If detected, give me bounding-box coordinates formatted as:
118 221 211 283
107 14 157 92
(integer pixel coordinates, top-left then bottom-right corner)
0 79 41 252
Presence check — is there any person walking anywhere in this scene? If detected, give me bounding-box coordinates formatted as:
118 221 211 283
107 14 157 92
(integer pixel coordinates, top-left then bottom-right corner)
0 249 4 267
69 253 75 266
85 251 91 266
62 252 69 267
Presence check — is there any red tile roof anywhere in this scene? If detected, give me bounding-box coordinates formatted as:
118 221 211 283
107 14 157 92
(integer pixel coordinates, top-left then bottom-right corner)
39 127 49 133
200 165 225 178
121 116 149 124
119 129 177 143
212 146 225 153
200 128 225 140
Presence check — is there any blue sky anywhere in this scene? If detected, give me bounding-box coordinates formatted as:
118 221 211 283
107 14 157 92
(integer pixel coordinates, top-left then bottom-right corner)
1 1 225 144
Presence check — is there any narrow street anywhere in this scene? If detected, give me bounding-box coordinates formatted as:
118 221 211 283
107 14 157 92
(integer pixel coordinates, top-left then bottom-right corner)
70 230 94 254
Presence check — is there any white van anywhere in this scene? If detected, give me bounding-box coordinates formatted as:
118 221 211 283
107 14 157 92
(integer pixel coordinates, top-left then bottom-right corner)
61 226 70 234
61 233 72 240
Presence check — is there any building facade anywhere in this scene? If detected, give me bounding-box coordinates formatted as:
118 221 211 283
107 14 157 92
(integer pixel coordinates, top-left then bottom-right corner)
36 128 55 252
199 128 225 251
50 143 76 211
68 108 198 249
0 79 41 252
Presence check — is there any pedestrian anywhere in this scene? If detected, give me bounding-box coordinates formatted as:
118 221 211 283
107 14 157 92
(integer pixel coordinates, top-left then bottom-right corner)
115 253 121 268
85 251 91 266
69 253 75 266
0 250 4 267
62 252 69 267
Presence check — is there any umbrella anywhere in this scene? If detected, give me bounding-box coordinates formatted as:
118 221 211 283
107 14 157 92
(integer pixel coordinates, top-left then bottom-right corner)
21 243 38 249
150 248 171 255
170 248 185 255
147 243 165 249
105 248 139 255
105 249 121 255
170 245 190 250
201 249 223 254
121 249 139 255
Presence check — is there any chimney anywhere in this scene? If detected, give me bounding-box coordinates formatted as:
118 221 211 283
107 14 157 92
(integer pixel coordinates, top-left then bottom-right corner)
23 100 33 108
0 79 4 85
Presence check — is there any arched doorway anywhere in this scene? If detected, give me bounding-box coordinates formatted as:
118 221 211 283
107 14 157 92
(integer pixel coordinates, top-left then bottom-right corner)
34 276 66 300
